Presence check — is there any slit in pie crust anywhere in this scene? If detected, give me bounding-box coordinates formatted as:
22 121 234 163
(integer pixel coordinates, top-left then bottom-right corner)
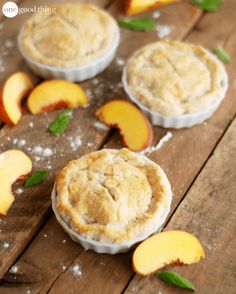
126 40 227 117
55 148 172 244
18 4 118 68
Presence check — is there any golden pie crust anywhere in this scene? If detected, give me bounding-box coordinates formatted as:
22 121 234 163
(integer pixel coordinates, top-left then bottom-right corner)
126 40 227 116
55 148 171 244
18 4 118 67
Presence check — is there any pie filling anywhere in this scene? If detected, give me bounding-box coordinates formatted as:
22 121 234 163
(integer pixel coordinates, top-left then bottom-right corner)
126 40 227 117
19 4 118 67
55 148 171 244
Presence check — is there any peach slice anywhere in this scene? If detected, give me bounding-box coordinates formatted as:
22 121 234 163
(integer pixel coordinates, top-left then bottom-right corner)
0 72 33 125
27 80 88 114
0 150 32 216
125 0 181 16
96 100 153 151
133 230 206 275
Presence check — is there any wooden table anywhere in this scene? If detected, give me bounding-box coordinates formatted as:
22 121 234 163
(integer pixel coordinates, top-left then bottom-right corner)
0 0 235 293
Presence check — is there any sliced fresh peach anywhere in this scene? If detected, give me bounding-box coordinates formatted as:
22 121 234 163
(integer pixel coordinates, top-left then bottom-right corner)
27 80 88 114
125 0 181 16
133 230 206 275
0 150 32 216
0 72 33 125
96 100 153 151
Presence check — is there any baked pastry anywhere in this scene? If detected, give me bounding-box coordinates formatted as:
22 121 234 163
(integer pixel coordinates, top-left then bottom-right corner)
125 40 227 117
54 148 172 244
18 4 118 68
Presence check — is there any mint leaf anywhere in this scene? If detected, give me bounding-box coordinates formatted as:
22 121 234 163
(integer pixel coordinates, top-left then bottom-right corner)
49 109 73 136
214 46 230 63
118 17 156 31
157 271 196 291
24 171 48 187
191 0 223 11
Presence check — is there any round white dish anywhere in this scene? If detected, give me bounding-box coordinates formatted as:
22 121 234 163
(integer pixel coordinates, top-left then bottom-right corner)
122 51 228 129
51 154 172 254
17 27 120 82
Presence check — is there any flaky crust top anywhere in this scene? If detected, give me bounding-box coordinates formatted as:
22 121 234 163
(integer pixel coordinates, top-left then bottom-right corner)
55 148 171 244
126 40 227 116
19 4 118 67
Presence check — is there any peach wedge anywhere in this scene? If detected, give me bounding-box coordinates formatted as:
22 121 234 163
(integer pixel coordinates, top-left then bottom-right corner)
0 150 32 216
27 80 88 114
125 0 181 16
133 230 206 275
96 100 153 151
0 72 33 125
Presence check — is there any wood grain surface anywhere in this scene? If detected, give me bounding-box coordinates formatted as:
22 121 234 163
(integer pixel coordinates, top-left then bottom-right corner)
125 116 236 294
0 0 112 279
0 0 235 293
46 0 236 292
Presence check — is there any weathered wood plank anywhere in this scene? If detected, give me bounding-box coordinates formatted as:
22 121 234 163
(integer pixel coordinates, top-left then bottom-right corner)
122 0 236 292
0 0 113 279
1 217 85 293
125 116 236 294
0 1 202 293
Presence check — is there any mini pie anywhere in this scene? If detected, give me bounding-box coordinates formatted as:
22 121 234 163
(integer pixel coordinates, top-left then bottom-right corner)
125 40 227 116
18 4 118 68
55 148 172 244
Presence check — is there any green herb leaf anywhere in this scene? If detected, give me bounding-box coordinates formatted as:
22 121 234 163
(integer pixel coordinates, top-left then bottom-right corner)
191 0 223 11
49 109 74 135
157 271 196 291
118 17 156 32
24 171 48 187
214 46 230 63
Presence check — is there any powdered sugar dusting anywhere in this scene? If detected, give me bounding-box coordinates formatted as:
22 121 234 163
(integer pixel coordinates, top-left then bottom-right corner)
32 146 53 157
71 264 82 277
9 265 18 274
2 138 53 168
92 78 99 85
141 132 173 155
69 136 82 151
86 88 94 99
115 57 125 67
153 10 161 19
42 148 53 157
94 121 109 131
156 24 172 39
18 139 26 147
2 241 10 249
0 39 15 73
5 40 14 48
15 187 24 194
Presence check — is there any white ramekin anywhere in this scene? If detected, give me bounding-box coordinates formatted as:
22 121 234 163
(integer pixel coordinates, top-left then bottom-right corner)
122 51 228 129
17 27 120 82
51 154 172 254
